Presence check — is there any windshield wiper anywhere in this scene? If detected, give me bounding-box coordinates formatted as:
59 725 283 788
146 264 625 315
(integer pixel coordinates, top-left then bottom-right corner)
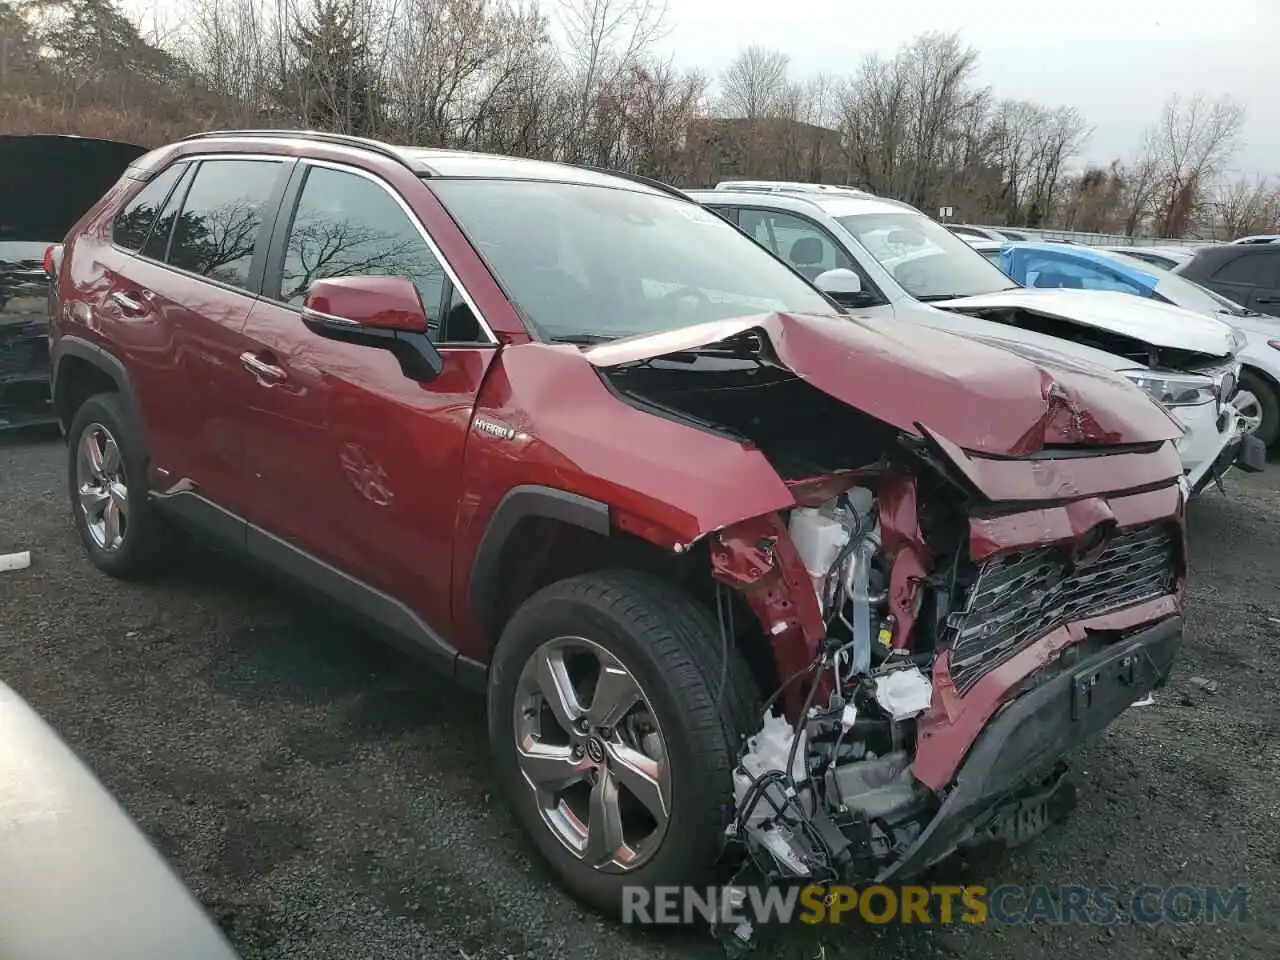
546 332 631 345
918 286 1017 302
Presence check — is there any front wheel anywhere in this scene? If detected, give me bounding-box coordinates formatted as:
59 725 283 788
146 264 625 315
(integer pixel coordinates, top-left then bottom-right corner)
1236 370 1280 449
487 570 759 917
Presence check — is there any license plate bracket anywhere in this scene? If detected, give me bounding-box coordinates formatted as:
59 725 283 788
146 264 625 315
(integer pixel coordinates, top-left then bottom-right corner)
1070 644 1150 720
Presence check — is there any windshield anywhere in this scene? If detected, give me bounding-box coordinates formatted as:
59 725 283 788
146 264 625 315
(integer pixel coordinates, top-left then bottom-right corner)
427 179 837 341
1159 274 1250 316
835 211 1018 300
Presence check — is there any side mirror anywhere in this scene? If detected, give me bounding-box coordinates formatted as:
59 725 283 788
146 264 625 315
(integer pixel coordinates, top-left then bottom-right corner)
301 275 443 382
815 268 870 308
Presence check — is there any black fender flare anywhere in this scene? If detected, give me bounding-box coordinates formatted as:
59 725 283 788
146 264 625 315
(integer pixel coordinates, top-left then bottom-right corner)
469 485 611 633
50 337 147 452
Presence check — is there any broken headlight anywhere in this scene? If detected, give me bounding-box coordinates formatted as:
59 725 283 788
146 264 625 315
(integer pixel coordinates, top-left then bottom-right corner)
1121 370 1217 407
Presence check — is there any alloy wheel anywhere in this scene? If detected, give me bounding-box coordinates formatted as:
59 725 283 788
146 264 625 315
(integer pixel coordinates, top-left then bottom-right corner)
1233 389 1264 436
513 636 672 873
76 423 129 551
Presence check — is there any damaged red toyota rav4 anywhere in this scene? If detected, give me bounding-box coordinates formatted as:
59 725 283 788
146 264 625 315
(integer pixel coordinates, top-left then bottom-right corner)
47 131 1187 952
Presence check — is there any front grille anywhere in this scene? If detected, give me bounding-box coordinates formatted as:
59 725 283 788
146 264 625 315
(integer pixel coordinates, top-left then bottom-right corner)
946 524 1178 693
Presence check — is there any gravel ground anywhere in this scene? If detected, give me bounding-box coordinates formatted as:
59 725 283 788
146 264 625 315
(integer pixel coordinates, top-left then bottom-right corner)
2 427 1277 960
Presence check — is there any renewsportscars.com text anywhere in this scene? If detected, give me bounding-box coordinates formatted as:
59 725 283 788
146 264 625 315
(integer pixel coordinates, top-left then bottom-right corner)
622 884 1250 927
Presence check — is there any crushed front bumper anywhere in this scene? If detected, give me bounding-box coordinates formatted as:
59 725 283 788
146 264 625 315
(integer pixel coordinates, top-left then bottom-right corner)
1191 429 1266 494
1177 398 1242 492
877 615 1182 881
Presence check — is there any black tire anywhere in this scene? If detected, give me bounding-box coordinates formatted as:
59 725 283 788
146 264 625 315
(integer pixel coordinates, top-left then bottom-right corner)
487 569 761 918
1239 369 1280 449
67 392 169 578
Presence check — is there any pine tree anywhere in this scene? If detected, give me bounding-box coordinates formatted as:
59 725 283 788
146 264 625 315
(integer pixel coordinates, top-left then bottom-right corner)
288 0 380 136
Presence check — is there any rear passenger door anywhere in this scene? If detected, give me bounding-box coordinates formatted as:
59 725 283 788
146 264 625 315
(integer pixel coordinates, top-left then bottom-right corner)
1245 249 1280 317
98 156 292 515
1204 249 1274 314
239 160 498 632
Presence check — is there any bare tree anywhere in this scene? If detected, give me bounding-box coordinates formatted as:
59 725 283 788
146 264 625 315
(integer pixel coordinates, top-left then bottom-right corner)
1022 106 1092 226
1215 175 1279 240
718 45 791 119
1146 93 1246 236
557 0 668 162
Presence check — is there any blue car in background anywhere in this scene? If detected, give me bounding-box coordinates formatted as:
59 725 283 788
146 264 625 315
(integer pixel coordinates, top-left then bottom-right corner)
997 241 1280 449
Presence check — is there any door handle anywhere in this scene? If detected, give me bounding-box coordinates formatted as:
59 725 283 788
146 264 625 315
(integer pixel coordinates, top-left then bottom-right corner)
110 290 146 313
240 352 288 384
1255 296 1280 304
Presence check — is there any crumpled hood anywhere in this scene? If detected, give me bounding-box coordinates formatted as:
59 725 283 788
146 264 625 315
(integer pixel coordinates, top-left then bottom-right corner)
932 288 1240 359
583 312 1184 456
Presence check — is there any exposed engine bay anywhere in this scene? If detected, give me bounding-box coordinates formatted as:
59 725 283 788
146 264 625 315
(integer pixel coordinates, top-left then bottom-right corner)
710 484 1073 956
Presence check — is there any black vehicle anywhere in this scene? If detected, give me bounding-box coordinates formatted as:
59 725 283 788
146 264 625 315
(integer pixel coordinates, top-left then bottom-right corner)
1 134 147 429
1175 242 1280 319
0 679 240 959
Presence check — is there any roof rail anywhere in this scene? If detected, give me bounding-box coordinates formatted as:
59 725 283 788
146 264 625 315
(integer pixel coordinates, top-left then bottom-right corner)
578 165 693 202
177 128 418 172
714 180 877 198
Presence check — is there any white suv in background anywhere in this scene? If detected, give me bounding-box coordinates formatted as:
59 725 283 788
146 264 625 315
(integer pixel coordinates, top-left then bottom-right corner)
685 183 1262 493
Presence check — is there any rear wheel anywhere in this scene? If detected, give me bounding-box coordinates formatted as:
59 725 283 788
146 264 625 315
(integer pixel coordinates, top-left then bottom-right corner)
487 570 760 917
67 393 169 578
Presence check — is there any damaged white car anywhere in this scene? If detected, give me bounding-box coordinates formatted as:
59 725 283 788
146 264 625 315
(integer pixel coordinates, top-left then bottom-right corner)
687 185 1265 493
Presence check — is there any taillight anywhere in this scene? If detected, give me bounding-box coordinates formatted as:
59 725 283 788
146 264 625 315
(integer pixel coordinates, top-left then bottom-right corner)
43 243 63 280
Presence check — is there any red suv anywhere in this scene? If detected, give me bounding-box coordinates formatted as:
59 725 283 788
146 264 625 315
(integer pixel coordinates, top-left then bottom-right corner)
47 130 1188 945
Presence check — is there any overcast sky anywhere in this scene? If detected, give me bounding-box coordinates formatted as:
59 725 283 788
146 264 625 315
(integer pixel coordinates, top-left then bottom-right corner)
127 0 1280 177
654 0 1280 177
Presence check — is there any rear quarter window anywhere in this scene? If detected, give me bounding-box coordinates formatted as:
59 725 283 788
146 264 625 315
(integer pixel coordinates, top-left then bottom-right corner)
111 163 187 252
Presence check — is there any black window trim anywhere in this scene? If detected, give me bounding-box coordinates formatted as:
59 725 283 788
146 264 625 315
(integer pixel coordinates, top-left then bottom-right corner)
261 157 498 348
142 162 196 263
110 160 190 253
734 204 890 307
109 152 296 301
704 204 739 226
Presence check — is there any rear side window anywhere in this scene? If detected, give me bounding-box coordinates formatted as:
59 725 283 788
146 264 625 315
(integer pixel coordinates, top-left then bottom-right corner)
141 163 195 262
167 159 284 290
1213 253 1269 286
111 163 187 251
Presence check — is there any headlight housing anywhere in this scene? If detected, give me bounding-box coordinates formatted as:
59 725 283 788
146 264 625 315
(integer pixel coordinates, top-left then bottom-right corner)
1121 370 1217 407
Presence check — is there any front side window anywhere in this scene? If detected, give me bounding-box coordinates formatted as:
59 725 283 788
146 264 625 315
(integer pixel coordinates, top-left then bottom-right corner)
738 209 852 281
427 179 837 342
111 162 187 251
836 211 1017 301
167 159 283 290
277 166 447 320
